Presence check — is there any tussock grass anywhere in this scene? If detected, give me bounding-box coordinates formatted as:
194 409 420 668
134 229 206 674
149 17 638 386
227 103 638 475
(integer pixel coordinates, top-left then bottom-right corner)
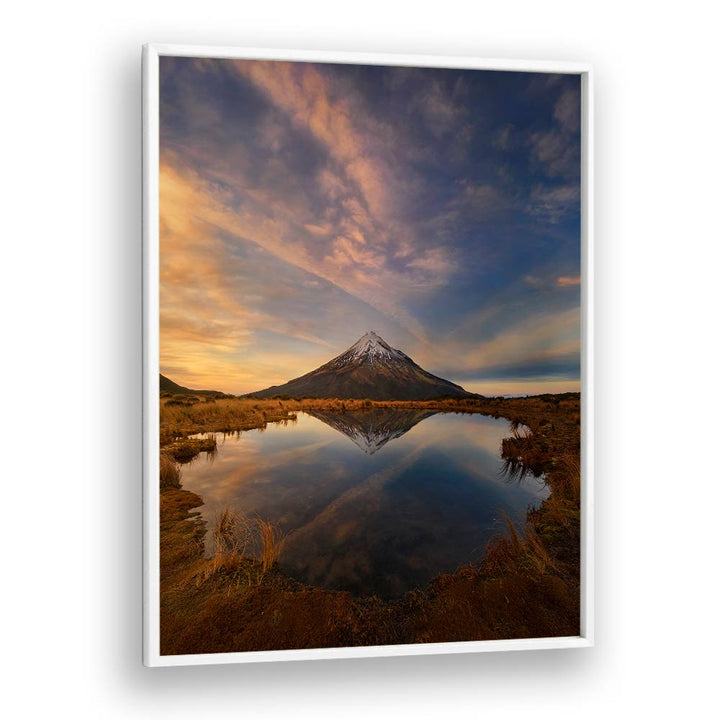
160 398 297 443
557 451 581 501
484 512 559 575
530 452 581 534
167 435 217 462
197 509 252 584
159 451 181 489
256 519 285 572
191 508 285 586
213 508 253 555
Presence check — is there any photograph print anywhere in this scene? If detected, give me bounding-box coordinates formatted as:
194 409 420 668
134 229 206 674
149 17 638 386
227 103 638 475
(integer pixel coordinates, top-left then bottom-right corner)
148 48 588 662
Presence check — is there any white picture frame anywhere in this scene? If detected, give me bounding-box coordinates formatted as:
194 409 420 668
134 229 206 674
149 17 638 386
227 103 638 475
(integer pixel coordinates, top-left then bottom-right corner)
143 43 594 667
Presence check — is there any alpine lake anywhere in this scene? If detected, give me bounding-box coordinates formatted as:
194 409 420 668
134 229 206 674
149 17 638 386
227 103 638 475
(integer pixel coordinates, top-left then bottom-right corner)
179 408 550 599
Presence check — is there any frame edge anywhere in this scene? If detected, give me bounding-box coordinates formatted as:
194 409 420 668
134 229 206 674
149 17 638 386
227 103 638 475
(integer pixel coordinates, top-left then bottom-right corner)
140 45 595 666
142 42 161 667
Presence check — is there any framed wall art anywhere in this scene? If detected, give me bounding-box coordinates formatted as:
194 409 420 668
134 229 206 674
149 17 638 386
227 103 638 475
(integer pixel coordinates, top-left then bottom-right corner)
143 44 593 666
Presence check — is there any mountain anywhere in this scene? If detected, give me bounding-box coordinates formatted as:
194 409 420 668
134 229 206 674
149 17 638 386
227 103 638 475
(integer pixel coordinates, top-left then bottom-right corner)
307 407 437 454
247 331 473 400
159 374 226 397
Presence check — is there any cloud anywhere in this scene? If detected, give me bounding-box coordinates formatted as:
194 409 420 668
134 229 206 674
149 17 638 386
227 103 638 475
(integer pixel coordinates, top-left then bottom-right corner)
161 60 468 343
523 273 581 290
231 60 396 222
554 88 581 132
472 306 580 369
495 125 512 151
161 157 432 341
159 160 393 392
159 164 261 390
406 247 455 276
527 184 580 223
327 236 384 271
416 79 468 137
529 129 579 178
435 306 581 378
526 81 581 181
458 182 508 215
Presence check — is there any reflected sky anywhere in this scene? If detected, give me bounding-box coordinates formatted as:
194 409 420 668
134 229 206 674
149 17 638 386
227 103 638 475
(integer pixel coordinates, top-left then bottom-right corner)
181 411 548 598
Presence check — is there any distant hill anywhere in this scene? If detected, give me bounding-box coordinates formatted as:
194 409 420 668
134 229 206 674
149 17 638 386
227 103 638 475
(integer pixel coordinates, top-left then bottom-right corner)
247 331 476 401
159 374 227 397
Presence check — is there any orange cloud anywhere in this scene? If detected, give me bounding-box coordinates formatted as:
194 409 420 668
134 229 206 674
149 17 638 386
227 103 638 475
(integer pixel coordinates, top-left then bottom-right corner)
232 61 390 217
165 59 464 343
159 154 452 345
556 275 581 287
159 161 347 392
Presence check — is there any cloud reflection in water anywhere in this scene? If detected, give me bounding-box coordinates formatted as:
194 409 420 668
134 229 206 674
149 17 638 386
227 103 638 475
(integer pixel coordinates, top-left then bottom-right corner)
181 411 549 598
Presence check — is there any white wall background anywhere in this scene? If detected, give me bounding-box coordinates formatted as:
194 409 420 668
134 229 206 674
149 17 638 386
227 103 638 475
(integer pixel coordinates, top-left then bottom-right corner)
3 1 718 717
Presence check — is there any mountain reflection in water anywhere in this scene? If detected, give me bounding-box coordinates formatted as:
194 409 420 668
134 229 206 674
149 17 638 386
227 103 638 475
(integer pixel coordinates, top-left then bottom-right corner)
181 410 549 598
306 408 437 454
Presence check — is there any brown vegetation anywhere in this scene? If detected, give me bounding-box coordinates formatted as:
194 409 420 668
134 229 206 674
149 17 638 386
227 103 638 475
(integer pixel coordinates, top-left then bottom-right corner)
165 434 218 463
158 394 548 444
159 451 181 489
158 392 581 655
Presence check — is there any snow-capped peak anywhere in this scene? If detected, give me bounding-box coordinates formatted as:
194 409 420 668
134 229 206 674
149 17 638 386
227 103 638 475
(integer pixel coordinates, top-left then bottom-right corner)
344 331 403 363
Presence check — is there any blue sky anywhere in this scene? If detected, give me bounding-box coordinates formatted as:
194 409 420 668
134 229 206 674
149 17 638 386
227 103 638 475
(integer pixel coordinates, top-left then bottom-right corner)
159 57 581 395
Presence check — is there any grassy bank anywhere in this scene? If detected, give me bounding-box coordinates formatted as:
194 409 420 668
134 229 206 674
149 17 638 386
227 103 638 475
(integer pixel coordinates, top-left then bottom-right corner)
159 393 581 655
158 394 551 442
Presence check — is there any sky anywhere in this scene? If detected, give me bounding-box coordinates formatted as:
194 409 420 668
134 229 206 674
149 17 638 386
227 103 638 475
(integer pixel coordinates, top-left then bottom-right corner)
159 57 582 396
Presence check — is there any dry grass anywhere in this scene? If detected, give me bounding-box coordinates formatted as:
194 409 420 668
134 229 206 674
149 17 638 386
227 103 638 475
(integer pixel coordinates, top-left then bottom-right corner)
189 508 286 587
256 519 285 572
159 451 181 488
212 508 253 555
558 451 581 501
160 398 297 443
166 435 218 462
488 395 581 575
484 512 559 575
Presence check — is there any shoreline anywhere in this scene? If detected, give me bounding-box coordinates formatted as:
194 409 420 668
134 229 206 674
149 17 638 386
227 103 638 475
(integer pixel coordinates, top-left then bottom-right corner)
159 394 580 655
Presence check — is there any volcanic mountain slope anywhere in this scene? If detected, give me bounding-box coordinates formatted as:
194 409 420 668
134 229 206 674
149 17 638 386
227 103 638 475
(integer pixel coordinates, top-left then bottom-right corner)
248 331 474 400
307 408 437 454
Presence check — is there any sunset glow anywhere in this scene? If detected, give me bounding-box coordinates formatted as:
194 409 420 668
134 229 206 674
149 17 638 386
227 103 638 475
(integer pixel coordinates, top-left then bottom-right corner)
159 58 581 395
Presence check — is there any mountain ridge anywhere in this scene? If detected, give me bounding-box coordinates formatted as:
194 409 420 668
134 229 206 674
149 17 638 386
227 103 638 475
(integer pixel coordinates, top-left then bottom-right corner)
159 374 227 397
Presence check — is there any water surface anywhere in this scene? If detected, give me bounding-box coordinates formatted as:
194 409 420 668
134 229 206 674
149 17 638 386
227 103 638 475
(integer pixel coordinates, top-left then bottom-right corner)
180 410 548 598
